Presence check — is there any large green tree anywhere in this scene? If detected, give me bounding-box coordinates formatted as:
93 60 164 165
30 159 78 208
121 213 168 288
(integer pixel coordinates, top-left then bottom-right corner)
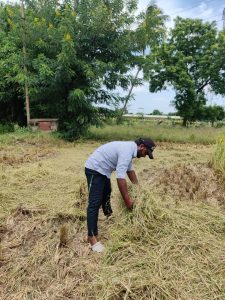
144 18 225 126
0 0 140 138
0 3 27 124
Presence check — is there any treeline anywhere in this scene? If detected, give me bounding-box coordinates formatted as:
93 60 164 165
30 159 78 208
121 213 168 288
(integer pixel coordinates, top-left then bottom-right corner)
0 0 224 138
149 105 225 127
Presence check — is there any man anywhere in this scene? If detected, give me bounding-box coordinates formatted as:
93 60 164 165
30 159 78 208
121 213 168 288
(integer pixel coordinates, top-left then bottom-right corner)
85 138 156 253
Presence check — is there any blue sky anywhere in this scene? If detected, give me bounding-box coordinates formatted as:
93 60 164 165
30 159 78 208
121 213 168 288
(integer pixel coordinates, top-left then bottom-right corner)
128 0 225 114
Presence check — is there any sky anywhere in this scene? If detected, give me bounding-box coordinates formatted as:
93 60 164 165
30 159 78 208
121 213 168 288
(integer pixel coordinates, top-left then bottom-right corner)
127 0 225 114
2 0 225 114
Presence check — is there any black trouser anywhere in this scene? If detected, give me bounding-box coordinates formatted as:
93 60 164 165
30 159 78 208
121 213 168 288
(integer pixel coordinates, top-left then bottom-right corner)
85 168 113 237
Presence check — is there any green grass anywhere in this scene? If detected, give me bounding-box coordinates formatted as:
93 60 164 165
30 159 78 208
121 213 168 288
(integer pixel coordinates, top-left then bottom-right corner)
211 137 225 178
1 122 225 145
0 128 64 147
88 121 225 144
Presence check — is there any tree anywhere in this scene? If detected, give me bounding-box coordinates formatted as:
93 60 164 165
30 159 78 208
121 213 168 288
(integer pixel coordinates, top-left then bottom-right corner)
198 105 225 127
0 0 170 139
116 1 168 123
21 0 31 126
210 30 225 96
0 3 28 125
150 109 162 115
145 18 225 126
0 0 141 138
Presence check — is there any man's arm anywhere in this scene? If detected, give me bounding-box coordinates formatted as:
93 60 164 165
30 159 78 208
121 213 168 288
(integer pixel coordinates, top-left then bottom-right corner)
127 170 138 184
117 178 134 209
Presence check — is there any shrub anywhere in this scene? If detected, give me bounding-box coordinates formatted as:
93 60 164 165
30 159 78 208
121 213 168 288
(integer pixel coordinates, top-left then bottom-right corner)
0 123 14 134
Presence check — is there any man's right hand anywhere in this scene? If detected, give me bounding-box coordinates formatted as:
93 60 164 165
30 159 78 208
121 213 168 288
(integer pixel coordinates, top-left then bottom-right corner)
117 178 135 210
126 198 134 210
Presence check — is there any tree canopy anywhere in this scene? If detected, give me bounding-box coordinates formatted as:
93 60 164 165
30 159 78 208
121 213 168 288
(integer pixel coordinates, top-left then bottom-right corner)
0 0 143 138
144 17 225 126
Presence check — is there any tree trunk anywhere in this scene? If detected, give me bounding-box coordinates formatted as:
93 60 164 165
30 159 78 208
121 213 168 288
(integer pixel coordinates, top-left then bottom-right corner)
21 0 30 126
74 0 79 11
182 117 187 127
116 67 141 124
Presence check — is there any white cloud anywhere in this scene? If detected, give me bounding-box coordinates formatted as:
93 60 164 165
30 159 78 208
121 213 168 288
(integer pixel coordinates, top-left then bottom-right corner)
138 0 222 29
180 2 214 20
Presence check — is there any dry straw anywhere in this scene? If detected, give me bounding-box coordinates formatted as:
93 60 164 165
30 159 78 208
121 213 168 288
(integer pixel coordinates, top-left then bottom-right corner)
211 136 225 180
94 185 225 299
1 136 225 299
1 174 225 299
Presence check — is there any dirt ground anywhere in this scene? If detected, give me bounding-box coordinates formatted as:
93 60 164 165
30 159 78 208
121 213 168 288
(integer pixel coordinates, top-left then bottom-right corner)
0 140 224 299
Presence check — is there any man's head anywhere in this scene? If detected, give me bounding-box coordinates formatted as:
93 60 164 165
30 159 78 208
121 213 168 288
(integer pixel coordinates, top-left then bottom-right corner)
135 138 156 159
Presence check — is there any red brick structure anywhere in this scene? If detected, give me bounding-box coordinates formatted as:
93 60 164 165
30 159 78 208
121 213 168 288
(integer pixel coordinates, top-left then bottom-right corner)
29 119 58 132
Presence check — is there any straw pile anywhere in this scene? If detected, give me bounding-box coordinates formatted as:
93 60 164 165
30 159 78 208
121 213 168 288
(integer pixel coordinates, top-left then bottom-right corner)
95 185 225 299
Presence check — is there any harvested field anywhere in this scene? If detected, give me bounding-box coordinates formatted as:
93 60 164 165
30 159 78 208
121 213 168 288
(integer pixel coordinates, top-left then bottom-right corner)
142 163 225 208
1 138 225 299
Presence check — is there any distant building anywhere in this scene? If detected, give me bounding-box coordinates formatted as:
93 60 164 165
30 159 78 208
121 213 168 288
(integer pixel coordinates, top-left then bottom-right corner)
123 114 182 120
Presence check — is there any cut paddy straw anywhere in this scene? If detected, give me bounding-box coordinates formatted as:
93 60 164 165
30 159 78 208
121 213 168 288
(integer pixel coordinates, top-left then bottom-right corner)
1 173 225 299
1 137 225 299
95 184 225 299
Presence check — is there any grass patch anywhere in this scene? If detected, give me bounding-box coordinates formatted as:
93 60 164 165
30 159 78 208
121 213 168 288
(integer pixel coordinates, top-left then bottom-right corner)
0 128 64 147
211 136 225 179
88 122 225 144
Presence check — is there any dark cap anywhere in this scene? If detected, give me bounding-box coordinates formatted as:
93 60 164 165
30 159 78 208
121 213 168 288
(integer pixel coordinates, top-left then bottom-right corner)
135 138 156 159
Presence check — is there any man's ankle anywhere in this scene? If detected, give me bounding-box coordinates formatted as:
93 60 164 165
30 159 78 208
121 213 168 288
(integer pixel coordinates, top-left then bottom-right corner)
88 236 98 246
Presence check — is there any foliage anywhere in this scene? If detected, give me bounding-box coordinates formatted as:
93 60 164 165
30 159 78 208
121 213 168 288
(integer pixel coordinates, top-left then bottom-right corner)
0 0 148 139
0 123 14 134
210 30 225 95
145 18 225 126
116 1 168 123
150 109 163 115
168 112 178 116
1 2 225 136
197 105 225 127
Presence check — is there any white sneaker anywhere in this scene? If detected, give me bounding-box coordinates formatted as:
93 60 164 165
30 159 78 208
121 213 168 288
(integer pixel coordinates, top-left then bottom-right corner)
91 242 105 253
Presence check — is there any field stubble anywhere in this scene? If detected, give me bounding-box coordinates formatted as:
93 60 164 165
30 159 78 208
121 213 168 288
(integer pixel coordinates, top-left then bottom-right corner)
0 138 225 299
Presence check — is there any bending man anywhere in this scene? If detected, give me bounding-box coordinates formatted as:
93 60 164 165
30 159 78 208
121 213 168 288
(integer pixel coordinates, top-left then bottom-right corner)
84 138 156 252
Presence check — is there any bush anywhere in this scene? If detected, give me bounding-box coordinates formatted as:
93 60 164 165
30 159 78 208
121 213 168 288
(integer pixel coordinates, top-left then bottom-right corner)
216 122 225 128
0 123 14 134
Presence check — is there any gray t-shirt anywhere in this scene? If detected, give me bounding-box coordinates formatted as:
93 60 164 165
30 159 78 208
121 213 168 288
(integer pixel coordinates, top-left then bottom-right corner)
85 141 137 179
